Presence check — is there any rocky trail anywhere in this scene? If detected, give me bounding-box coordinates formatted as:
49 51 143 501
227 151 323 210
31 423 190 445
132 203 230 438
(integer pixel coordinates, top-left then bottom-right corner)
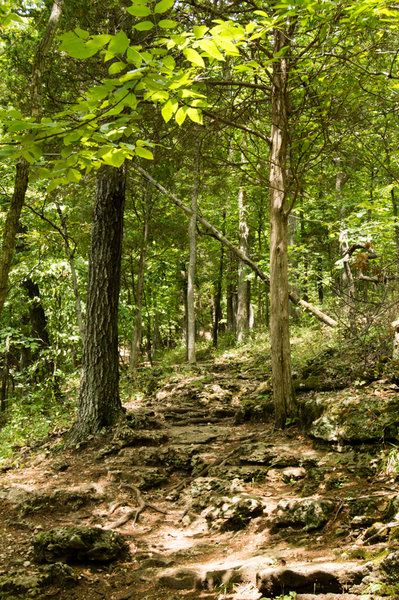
1 354 399 600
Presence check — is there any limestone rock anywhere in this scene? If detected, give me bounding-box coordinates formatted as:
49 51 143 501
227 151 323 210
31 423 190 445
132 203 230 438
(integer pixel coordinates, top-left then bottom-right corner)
380 550 399 581
202 493 265 531
257 561 369 596
32 526 128 564
271 498 335 532
303 393 399 443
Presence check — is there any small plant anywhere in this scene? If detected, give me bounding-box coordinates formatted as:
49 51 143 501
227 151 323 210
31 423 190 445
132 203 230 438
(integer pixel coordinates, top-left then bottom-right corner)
385 444 399 476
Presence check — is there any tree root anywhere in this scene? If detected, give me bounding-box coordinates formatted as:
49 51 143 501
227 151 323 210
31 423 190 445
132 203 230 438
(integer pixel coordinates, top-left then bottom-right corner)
108 484 166 529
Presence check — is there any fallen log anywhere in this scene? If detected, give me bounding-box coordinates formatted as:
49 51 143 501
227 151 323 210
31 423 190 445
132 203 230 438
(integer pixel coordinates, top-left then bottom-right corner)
135 166 338 328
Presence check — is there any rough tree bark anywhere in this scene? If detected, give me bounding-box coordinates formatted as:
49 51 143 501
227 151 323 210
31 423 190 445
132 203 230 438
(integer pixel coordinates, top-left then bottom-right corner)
69 164 126 443
236 148 250 342
212 211 225 347
187 140 200 363
129 188 151 371
391 188 399 275
0 0 63 318
269 25 296 428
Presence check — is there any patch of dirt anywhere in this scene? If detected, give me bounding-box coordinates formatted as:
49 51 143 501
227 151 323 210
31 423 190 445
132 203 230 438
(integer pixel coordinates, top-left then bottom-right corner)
0 363 398 599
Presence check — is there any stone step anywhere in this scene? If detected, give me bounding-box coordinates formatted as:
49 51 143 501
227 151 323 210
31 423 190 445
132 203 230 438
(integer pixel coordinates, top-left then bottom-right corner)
257 561 372 597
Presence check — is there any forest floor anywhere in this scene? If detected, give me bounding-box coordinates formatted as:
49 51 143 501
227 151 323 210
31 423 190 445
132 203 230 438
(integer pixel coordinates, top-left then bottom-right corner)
1 344 399 600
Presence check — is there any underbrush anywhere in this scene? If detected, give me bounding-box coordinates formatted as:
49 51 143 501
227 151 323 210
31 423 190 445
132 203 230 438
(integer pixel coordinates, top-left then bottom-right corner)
0 376 77 465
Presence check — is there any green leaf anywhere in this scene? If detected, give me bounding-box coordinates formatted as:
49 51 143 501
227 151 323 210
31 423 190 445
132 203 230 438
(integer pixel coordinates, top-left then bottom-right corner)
108 61 126 75
86 34 112 53
127 47 144 65
127 5 151 16
135 146 154 159
186 107 203 124
133 20 154 31
99 147 126 167
74 27 90 39
108 30 129 55
22 150 36 164
197 38 224 60
175 106 187 125
161 99 178 123
66 168 82 183
193 25 209 38
154 0 174 14
47 178 64 193
59 32 98 59
211 34 239 56
183 48 205 68
162 55 175 71
158 19 177 28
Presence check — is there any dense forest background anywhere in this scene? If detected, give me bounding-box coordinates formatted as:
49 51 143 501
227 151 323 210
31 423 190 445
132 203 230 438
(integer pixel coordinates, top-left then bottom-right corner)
1 0 399 455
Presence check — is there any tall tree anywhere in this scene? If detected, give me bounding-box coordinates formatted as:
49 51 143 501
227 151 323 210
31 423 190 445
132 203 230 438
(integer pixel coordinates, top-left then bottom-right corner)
269 23 296 427
187 138 201 363
69 164 126 444
236 145 250 343
0 0 63 317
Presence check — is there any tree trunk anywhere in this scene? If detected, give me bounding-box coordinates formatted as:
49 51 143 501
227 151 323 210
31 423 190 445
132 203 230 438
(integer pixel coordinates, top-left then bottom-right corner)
391 188 399 275
0 0 63 319
187 142 200 363
212 238 224 347
22 279 50 349
236 149 250 342
129 190 150 371
55 201 85 341
69 164 126 443
269 26 296 428
0 159 29 316
226 250 237 335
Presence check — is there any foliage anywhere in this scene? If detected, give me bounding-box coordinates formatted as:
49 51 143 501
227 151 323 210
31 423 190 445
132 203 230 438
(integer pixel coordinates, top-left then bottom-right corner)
0 0 399 443
0 386 76 465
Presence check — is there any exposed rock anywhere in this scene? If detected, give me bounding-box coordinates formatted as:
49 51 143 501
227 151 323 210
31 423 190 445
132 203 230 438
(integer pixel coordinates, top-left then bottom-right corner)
304 393 399 443
363 521 389 544
199 383 232 402
384 495 399 521
235 399 274 424
202 493 265 531
271 498 335 532
126 409 163 429
168 425 226 445
203 565 242 590
380 550 399 581
157 567 201 590
350 497 379 517
257 561 370 596
107 466 168 489
281 467 307 482
98 428 169 457
32 526 128 564
239 442 299 467
41 562 79 586
209 465 269 482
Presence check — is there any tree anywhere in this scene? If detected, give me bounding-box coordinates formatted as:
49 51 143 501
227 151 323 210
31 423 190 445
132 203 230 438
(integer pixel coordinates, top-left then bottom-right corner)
69 164 126 444
187 137 201 363
0 0 63 317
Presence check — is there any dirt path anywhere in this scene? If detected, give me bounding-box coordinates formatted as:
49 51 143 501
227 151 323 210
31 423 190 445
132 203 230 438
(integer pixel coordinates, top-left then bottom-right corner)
0 362 398 599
